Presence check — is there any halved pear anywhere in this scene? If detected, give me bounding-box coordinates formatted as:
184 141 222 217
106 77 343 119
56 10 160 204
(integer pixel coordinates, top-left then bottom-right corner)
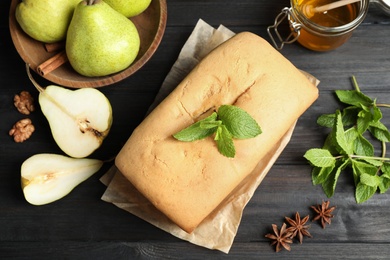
26 64 113 158
21 153 103 205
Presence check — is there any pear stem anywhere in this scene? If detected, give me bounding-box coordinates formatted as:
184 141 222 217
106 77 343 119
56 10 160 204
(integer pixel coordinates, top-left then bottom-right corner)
87 0 97 5
26 64 45 93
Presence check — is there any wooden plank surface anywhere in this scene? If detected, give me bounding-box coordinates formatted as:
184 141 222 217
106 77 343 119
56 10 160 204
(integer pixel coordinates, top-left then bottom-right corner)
1 0 390 258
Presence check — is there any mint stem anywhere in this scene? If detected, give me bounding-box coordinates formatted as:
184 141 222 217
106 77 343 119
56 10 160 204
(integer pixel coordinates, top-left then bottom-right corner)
351 75 361 93
334 154 390 161
382 141 387 159
377 103 390 108
376 141 387 175
351 76 390 108
352 154 390 161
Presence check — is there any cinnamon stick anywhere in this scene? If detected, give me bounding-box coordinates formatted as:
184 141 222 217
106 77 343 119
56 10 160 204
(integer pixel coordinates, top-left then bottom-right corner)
44 41 65 53
37 50 68 76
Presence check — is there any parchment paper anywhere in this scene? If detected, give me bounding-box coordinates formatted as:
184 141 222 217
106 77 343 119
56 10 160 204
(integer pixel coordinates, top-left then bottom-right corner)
100 19 319 254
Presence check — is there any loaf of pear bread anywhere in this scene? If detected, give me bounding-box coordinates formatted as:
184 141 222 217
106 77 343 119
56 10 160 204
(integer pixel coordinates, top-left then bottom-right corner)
115 32 318 233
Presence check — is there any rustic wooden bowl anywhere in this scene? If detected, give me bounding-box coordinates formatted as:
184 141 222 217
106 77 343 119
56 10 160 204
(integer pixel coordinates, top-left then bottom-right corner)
9 0 167 88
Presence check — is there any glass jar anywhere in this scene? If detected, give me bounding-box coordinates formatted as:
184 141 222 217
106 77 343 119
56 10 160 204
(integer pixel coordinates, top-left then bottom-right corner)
268 0 370 51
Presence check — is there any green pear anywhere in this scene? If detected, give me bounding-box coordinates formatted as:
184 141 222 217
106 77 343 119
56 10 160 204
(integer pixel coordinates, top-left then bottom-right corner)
103 0 152 18
26 64 113 158
15 0 80 43
21 153 103 205
66 0 140 77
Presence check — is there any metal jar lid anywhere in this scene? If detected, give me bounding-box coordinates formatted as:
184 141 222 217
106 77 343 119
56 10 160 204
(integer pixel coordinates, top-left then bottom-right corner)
371 0 390 15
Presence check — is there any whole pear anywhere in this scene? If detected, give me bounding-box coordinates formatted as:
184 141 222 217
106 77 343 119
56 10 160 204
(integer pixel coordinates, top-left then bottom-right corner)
66 0 140 77
103 0 152 18
15 0 80 43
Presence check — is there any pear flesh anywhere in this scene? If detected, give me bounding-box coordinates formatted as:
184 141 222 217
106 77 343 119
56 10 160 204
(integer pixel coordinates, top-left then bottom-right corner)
21 154 103 206
15 0 80 43
39 86 112 158
104 0 152 18
26 65 113 158
66 0 141 77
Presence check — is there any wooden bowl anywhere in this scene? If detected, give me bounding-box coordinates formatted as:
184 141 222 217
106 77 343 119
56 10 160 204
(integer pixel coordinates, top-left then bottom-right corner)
9 0 167 88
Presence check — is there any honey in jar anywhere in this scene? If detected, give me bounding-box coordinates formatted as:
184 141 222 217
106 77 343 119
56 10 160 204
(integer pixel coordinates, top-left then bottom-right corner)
268 0 370 51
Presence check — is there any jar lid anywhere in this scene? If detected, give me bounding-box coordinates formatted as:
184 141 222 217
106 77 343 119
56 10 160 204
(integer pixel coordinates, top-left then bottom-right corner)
373 0 390 15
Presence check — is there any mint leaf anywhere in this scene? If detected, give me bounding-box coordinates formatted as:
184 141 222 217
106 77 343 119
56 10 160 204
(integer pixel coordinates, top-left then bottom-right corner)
352 160 379 176
218 105 261 139
381 162 390 176
304 148 336 167
356 110 372 134
335 90 373 108
321 159 349 198
311 167 322 185
173 105 262 158
380 164 390 193
312 165 335 185
306 76 390 203
351 159 378 185
351 152 380 187
316 109 361 129
379 176 390 193
200 120 222 129
355 182 377 203
334 110 353 155
360 173 381 187
361 158 383 167
372 105 382 122
322 132 340 155
215 125 235 158
369 121 390 142
317 113 335 128
354 134 374 156
321 171 337 198
173 112 218 141
345 127 358 145
341 106 359 127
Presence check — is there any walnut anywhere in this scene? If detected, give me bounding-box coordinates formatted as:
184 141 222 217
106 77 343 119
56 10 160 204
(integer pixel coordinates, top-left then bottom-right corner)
9 118 35 143
14 91 35 115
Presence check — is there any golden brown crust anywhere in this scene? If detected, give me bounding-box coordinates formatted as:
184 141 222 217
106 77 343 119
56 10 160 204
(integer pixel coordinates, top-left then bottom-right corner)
115 32 318 233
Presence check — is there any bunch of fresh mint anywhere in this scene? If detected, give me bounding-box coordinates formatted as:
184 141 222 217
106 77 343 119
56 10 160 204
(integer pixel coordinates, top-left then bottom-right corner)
304 77 390 203
173 105 262 158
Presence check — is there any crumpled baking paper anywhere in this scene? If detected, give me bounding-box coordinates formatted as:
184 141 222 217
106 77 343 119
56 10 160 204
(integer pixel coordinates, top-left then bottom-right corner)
100 19 319 254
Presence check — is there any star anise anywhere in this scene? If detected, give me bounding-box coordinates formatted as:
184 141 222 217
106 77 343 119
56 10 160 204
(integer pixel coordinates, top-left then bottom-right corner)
265 223 293 252
311 200 336 229
285 212 312 244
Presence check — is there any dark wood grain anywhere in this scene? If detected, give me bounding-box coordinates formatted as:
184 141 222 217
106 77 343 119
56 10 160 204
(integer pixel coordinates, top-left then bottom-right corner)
1 0 390 258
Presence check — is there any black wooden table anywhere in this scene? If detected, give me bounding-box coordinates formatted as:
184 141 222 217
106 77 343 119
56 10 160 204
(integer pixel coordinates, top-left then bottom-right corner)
1 1 390 258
